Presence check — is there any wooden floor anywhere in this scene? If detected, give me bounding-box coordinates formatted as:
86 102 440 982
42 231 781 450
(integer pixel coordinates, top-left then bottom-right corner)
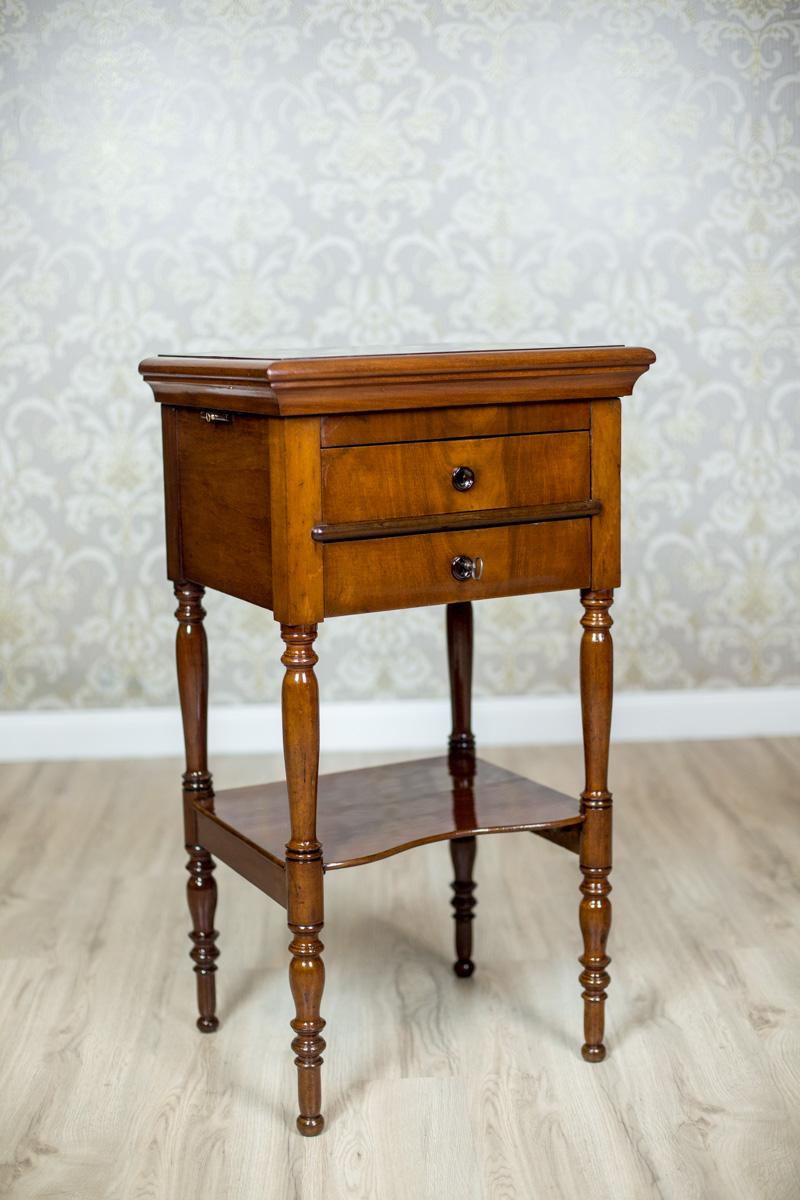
1 739 798 1199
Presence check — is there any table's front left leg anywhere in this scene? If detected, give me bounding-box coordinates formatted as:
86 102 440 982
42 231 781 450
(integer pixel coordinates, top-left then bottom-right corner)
174 581 219 1033
578 588 614 1062
281 624 326 1136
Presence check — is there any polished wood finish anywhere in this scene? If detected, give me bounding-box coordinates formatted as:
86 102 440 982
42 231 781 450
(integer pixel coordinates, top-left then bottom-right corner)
174 409 272 607
589 399 621 589
450 835 477 979
268 419 323 625
532 825 581 854
203 758 582 871
323 517 591 617
141 344 655 417
447 602 475 761
174 582 219 1033
281 625 326 1136
447 602 477 977
320 398 590 447
195 805 287 907
312 499 600 544
322 431 589 523
578 589 614 1062
161 407 182 580
142 342 655 1136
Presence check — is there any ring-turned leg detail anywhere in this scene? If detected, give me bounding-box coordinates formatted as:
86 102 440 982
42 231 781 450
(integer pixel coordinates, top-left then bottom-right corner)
579 864 611 1061
175 581 219 1033
578 589 614 1063
187 845 220 1032
450 836 477 977
446 602 478 977
281 625 326 1136
288 916 326 1136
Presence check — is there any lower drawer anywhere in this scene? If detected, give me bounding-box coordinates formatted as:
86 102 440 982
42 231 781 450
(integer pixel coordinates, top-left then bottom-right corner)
323 518 591 616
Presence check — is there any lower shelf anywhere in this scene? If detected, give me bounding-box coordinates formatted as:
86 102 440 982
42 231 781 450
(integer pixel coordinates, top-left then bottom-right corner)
194 756 583 904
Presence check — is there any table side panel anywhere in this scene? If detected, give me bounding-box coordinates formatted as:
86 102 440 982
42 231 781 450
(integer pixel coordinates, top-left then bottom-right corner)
161 406 182 580
195 807 287 907
173 407 272 607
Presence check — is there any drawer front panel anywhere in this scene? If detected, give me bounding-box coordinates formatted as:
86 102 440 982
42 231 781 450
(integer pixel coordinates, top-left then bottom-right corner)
320 400 590 448
321 430 589 523
323 518 591 616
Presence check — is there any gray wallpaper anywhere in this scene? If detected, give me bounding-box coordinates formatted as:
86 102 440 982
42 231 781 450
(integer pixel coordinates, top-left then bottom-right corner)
1 0 798 710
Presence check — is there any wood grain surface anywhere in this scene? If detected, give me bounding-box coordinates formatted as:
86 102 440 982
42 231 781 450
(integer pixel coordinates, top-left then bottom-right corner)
319 399 590 448
321 431 589 523
1 738 798 1198
140 344 655 417
323 517 592 616
206 756 582 871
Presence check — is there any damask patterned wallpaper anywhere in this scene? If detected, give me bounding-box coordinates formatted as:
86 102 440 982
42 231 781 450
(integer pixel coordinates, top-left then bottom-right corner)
1 0 798 711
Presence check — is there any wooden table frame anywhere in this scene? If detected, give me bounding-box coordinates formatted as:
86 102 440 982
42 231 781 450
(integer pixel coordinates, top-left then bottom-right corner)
141 344 655 1136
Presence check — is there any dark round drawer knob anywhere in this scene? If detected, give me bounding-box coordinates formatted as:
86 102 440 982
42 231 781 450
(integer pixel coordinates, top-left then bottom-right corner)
451 465 475 492
451 555 484 582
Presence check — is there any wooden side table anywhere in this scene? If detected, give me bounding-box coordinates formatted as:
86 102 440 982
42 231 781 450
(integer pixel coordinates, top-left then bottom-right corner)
139 343 655 1136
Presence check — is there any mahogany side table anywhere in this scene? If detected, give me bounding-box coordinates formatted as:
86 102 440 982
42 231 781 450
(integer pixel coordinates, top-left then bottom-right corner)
139 343 655 1136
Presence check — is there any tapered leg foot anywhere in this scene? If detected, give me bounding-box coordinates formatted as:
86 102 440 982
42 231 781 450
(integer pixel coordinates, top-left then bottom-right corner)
187 844 220 1033
450 836 477 977
579 864 611 1061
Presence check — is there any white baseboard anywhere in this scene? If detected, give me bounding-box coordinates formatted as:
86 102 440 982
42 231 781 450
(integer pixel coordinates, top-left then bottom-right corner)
0 688 797 762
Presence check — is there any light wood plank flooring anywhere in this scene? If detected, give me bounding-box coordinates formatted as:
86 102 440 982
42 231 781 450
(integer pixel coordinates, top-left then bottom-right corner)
0 739 798 1199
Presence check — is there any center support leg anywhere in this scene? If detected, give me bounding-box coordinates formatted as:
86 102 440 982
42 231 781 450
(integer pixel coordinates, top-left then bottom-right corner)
578 589 614 1062
446 602 477 977
281 624 326 1137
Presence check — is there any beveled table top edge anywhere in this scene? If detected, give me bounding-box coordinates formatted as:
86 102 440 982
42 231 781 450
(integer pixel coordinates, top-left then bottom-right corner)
139 343 656 385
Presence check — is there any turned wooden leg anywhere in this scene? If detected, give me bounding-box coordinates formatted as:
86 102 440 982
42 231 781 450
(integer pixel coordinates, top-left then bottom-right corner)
281 625 326 1137
175 581 219 1034
447 602 477 977
450 837 477 978
578 589 613 1062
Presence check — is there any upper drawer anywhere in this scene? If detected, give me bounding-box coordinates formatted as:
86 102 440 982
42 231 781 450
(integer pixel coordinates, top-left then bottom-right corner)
321 430 589 523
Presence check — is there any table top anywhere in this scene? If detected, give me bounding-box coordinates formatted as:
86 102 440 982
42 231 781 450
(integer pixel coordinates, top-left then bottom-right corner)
140 342 656 417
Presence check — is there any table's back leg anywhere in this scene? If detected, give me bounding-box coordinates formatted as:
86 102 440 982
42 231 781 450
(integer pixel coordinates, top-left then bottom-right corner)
174 582 219 1033
281 624 326 1136
578 588 614 1061
447 602 477 978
